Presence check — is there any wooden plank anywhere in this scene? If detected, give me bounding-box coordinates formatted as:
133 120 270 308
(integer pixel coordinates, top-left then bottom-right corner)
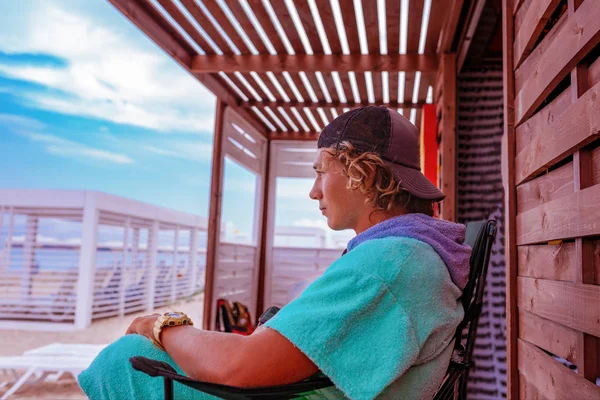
515 88 571 154
353 72 368 104
246 1 287 54
318 1 343 54
203 100 226 330
516 162 573 214
517 242 578 282
517 276 600 337
440 53 456 222
514 80 600 185
518 372 543 400
289 72 312 103
361 0 380 54
372 71 383 104
294 0 324 54
519 309 582 364
518 338 600 399
502 0 519 397
406 0 424 54
386 0 400 55
516 183 600 244
243 99 426 110
191 54 438 73
223 0 269 54
268 1 305 54
339 0 360 54
513 0 562 68
514 0 600 125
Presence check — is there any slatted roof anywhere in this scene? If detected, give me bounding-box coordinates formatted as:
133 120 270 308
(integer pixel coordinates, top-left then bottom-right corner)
109 0 446 139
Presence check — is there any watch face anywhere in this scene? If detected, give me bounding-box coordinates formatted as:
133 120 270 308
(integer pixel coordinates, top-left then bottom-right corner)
166 312 182 318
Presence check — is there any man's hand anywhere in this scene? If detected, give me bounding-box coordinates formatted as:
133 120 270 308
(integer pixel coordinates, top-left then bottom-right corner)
125 313 160 340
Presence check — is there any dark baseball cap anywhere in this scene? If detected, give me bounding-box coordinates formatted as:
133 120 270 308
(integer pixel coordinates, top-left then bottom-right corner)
317 106 445 201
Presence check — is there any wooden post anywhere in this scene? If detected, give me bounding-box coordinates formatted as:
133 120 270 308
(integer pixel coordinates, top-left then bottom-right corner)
203 100 227 330
255 141 271 322
75 192 98 330
146 220 159 312
1 208 14 276
20 216 38 300
440 53 457 222
119 218 130 318
170 226 179 304
502 0 519 397
188 228 199 296
131 228 140 288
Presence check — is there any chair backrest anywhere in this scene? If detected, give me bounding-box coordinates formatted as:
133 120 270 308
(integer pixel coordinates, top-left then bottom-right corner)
435 220 497 400
456 220 497 362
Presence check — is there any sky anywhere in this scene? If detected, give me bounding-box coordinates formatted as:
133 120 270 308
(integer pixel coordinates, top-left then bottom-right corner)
0 0 345 244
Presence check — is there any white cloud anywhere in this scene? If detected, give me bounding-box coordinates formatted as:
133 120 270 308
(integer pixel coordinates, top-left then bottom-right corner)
0 113 46 131
144 142 213 162
20 131 134 165
0 2 215 133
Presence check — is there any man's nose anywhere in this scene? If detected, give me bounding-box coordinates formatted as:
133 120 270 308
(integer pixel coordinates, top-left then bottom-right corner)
309 181 321 200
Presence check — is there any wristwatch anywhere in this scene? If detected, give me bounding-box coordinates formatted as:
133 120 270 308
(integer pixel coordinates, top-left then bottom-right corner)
152 311 194 350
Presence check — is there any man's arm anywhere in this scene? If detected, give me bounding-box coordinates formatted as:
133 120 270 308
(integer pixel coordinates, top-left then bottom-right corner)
127 316 319 388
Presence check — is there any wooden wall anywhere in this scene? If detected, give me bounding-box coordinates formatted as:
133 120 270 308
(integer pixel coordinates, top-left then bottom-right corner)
503 0 600 397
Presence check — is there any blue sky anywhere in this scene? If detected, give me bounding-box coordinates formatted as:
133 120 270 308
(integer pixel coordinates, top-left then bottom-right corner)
0 0 338 243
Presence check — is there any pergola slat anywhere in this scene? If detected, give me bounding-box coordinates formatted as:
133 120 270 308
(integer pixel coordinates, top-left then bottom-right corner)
242 72 270 101
223 0 269 54
318 1 343 54
305 72 326 103
268 2 306 54
354 72 368 104
362 0 380 55
155 0 214 55
179 0 232 54
386 0 401 55
246 1 288 54
407 0 425 54
243 100 426 110
257 72 282 102
372 71 384 104
290 72 312 103
340 0 361 54
191 54 437 73
293 0 324 55
200 2 253 55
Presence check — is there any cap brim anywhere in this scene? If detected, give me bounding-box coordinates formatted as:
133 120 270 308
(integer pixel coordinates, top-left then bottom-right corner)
384 161 446 201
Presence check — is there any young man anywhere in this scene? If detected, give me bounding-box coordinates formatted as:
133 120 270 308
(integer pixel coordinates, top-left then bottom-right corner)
79 106 471 400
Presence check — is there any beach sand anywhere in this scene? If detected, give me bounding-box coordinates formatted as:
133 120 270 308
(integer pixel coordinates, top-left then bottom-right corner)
0 293 205 399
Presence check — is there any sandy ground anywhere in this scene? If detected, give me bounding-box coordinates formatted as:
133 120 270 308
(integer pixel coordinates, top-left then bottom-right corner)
0 293 205 399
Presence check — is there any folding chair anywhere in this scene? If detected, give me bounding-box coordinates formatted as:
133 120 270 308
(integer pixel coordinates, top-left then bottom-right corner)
130 220 497 400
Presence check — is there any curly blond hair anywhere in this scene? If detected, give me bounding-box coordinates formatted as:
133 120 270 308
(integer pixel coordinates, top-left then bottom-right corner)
323 141 434 216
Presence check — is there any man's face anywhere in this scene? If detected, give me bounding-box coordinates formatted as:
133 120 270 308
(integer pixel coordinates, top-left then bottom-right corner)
309 149 366 231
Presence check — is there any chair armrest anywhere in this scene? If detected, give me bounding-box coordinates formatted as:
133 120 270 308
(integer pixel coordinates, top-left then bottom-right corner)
129 356 334 400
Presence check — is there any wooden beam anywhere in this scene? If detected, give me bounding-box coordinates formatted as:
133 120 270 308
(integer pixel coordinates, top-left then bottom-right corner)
241 100 427 110
456 0 487 72
501 0 519 397
203 100 226 330
440 53 456 222
517 242 578 282
268 132 319 141
516 162 573 214
438 0 466 54
191 54 438 74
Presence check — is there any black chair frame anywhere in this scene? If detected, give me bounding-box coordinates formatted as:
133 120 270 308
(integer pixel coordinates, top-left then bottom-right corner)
130 220 497 400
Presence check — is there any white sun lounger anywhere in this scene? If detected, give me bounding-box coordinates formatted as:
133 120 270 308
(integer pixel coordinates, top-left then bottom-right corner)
0 343 106 399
